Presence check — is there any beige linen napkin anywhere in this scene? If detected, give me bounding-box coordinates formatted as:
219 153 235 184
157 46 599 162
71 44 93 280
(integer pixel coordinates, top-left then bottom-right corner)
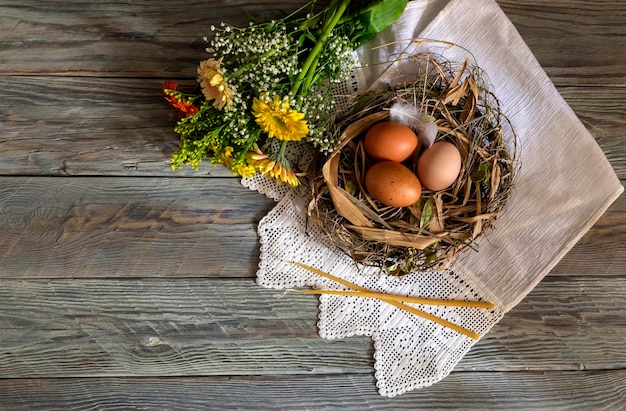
372 0 623 312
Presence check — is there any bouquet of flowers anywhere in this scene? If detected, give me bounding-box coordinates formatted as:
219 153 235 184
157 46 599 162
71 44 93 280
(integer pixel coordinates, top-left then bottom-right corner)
164 0 518 276
164 0 409 187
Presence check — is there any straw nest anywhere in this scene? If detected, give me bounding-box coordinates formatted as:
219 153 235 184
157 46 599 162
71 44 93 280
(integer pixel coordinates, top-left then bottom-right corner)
308 49 518 276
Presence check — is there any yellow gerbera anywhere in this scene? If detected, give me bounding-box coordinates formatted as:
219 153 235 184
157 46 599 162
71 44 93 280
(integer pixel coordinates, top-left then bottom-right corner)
246 144 301 187
197 58 234 110
251 94 309 141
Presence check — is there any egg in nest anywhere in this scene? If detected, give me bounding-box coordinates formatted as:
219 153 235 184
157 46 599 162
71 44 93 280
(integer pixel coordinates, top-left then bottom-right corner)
417 141 462 191
365 161 422 207
364 121 419 162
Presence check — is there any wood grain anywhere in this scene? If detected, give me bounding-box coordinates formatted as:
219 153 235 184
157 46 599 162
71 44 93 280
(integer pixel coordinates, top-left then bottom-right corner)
0 76 231 176
2 77 623 178
550 194 625 276
0 277 623 378
0 371 624 410
1 1 624 87
0 0 623 407
557 86 626 178
0 0 313 77
0 177 275 278
498 0 626 86
0 176 623 278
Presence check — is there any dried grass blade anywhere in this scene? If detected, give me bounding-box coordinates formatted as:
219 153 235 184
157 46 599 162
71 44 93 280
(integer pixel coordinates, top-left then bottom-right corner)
430 58 448 87
462 175 472 206
490 162 501 201
289 262 486 339
323 151 373 228
460 77 478 122
455 213 498 223
446 204 479 215
442 80 469 105
340 186 393 229
448 58 468 90
293 289 494 308
430 193 445 233
473 218 483 239
345 224 443 249
448 232 473 241
330 186 374 228
473 182 483 238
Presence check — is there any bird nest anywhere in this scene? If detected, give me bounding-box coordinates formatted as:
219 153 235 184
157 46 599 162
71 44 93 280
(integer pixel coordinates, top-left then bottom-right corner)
308 50 518 276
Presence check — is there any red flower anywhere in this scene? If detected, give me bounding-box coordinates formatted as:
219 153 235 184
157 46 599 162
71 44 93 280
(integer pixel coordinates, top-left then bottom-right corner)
163 81 199 118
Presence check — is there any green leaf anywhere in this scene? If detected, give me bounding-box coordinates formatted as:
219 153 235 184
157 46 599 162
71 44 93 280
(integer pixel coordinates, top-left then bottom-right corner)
353 31 377 47
345 180 357 196
420 195 435 229
304 30 317 43
471 162 492 186
245 11 257 24
358 0 408 36
297 34 306 47
423 245 439 265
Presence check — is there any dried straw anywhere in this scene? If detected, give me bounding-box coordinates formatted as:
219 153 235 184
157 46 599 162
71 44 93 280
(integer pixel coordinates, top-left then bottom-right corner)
309 44 518 276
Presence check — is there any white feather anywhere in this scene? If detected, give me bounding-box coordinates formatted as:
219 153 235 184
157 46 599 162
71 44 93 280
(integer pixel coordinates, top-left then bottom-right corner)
389 101 438 148
389 101 420 128
418 118 438 149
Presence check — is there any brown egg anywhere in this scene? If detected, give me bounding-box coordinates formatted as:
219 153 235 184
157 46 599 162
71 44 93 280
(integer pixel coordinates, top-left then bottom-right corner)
417 141 462 191
364 121 419 162
365 161 422 207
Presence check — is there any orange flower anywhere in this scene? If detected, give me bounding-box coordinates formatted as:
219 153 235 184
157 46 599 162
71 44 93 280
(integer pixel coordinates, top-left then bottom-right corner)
163 81 199 118
197 58 234 110
246 144 300 187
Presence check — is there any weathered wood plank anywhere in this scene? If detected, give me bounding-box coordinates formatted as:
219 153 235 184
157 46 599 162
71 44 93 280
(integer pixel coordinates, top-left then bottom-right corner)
0 278 370 377
0 0 622 409
1 1 624 87
1 76 624 178
462 275 626 371
498 0 626 86
0 177 275 278
0 176 623 278
0 277 623 377
0 76 232 176
0 371 624 410
0 0 312 77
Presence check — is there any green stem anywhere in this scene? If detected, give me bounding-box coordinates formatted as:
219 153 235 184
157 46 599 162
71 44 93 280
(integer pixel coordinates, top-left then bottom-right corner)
302 51 322 93
320 0 342 33
276 140 288 165
291 0 350 96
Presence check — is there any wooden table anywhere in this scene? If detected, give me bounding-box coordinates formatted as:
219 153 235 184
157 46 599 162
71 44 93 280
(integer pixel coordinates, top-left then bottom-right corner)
1 1 624 409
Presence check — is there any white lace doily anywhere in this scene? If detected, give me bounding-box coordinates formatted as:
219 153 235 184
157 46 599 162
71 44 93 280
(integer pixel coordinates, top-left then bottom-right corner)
254 187 504 397
241 0 624 397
